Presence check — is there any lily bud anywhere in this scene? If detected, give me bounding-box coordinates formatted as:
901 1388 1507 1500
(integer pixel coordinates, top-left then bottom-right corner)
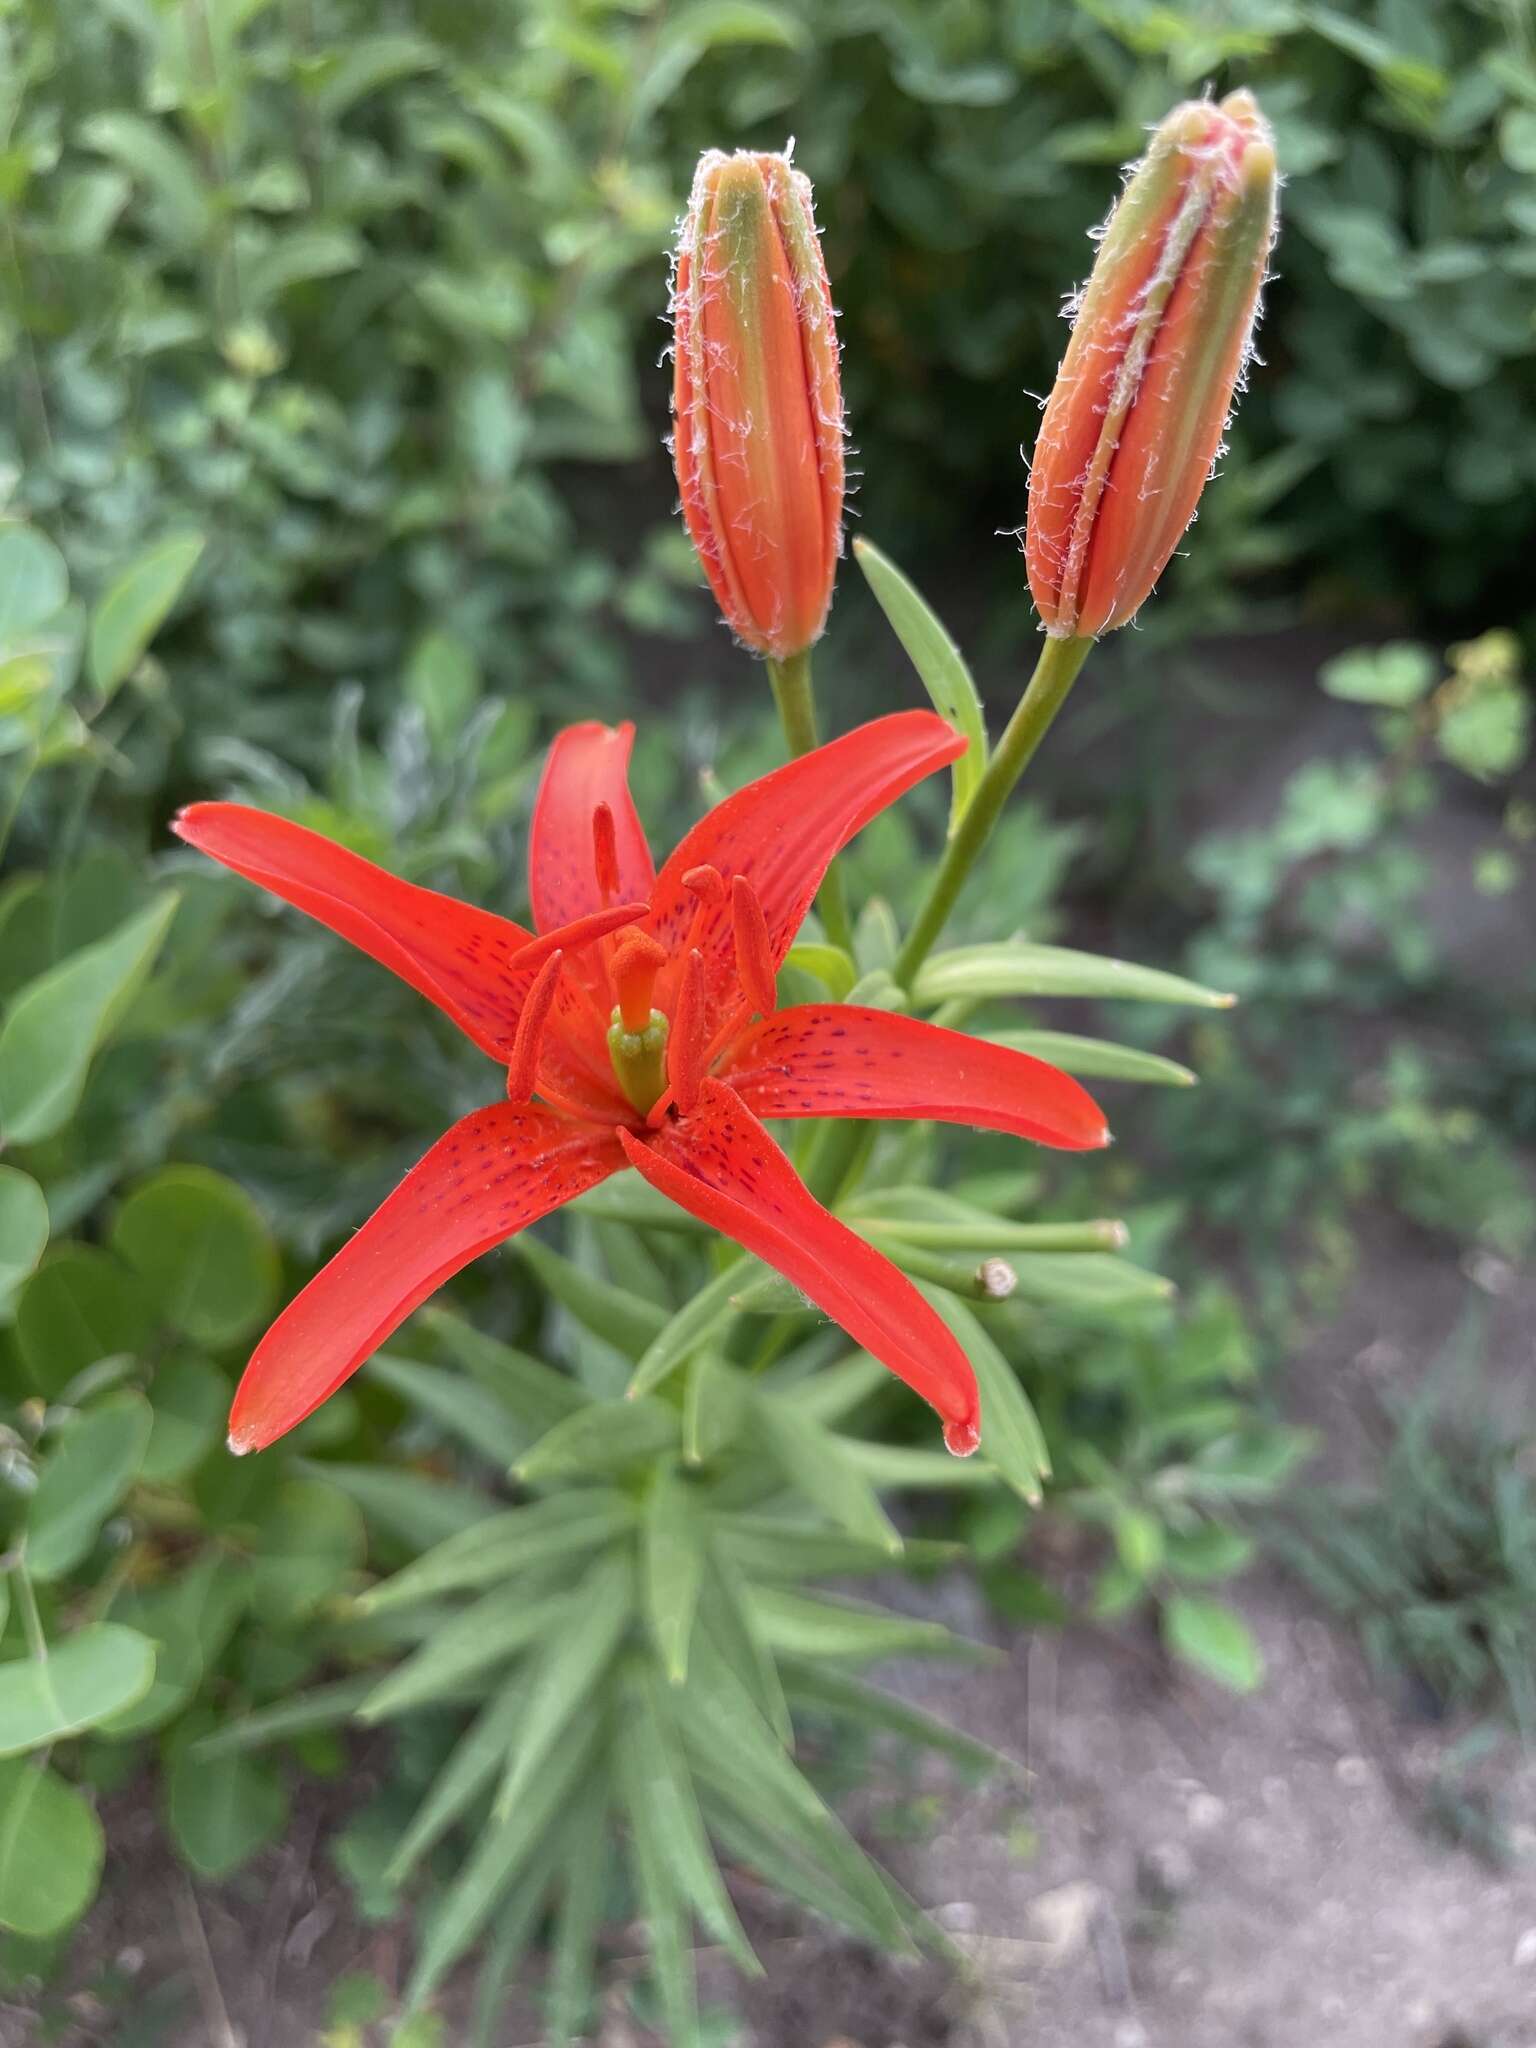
671 148 845 660
1026 91 1278 640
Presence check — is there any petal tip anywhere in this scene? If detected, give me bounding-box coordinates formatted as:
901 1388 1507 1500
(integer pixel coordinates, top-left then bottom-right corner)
227 1425 257 1457
943 1414 981 1458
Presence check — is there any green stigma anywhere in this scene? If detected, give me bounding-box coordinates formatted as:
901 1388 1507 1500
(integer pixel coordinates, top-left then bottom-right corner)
608 1007 669 1115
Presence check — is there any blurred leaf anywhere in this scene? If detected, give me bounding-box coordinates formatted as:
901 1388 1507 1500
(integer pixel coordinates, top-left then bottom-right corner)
368 1353 527 1468
26 1392 153 1580
0 1762 104 1937
88 534 205 699
1163 1595 1264 1691
362 1491 635 1613
0 892 179 1147
627 1256 751 1400
0 526 69 642
1319 641 1437 706
495 1550 633 1816
0 1167 48 1303
166 1728 288 1878
750 1391 903 1552
0 1624 156 1754
249 1480 366 1623
921 1287 1049 1502
514 1396 679 1483
111 1166 278 1347
141 1355 228 1484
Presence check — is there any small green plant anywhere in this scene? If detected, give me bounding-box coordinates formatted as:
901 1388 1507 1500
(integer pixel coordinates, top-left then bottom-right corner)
1275 1310 1536 1743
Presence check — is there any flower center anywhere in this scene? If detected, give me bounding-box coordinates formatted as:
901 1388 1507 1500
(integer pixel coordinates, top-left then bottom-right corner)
607 931 671 1113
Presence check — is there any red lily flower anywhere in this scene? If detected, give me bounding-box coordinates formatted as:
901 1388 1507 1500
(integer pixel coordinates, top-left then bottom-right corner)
174 711 1109 1459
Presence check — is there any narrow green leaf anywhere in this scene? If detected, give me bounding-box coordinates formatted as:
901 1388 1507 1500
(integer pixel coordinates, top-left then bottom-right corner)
913 941 1235 1010
361 1585 567 1721
369 1352 527 1467
618 1663 759 1975
388 1672 530 1883
627 1256 752 1400
782 1660 1011 1777
751 1390 902 1552
407 1716 597 2006
643 1472 706 1684
696 1551 790 1745
0 1623 156 1755
516 1234 667 1358
683 1349 747 1465
747 1586 991 1666
545 1777 611 2047
361 1491 635 1613
718 1514 957 1583
26 1392 153 1580
421 1306 589 1433
0 1762 104 1937
838 1440 998 1490
495 1550 633 1817
854 537 986 832
918 1287 1049 1502
0 892 179 1146
296 1460 487 1549
193 1677 375 1757
986 1028 1197 1088
88 533 204 699
1009 1252 1175 1308
514 1396 679 1484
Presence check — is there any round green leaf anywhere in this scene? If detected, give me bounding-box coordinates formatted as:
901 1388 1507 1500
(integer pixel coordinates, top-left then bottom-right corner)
15 1248 155 1396
0 1623 157 1754
142 1355 229 1483
111 1165 278 1348
87 532 205 699
0 1762 104 1937
0 1167 48 1302
26 1392 154 1581
0 526 69 645
166 1729 287 1879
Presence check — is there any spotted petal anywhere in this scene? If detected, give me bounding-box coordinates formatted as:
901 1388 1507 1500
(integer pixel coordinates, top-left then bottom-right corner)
228 1104 622 1452
529 722 654 935
618 1080 979 1453
722 1006 1111 1150
643 711 964 1027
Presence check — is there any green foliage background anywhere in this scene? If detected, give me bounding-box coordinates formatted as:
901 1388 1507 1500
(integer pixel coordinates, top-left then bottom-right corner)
1 0 1534 2033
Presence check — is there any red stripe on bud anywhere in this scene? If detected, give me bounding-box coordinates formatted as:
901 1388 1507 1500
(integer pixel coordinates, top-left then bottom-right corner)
1025 91 1278 640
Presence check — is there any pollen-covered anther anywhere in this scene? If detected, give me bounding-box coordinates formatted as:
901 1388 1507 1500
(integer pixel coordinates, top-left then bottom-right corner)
730 874 776 1017
591 802 620 904
505 950 563 1104
610 931 670 1034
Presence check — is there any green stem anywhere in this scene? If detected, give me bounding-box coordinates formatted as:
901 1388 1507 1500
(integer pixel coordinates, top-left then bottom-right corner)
766 649 854 952
12 1557 47 1661
895 634 1092 988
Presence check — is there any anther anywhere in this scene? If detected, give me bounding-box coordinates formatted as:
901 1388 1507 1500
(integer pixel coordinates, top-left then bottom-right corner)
611 930 669 1034
506 950 562 1104
592 803 620 905
663 948 707 1119
730 874 776 1018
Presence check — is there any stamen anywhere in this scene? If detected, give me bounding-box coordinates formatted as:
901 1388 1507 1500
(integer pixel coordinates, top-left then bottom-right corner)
730 874 776 1017
506 949 562 1104
663 948 707 1118
592 803 620 904
611 930 669 1034
682 863 726 955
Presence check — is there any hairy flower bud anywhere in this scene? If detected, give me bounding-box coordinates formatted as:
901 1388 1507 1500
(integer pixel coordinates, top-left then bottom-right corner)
1026 91 1278 640
671 148 845 659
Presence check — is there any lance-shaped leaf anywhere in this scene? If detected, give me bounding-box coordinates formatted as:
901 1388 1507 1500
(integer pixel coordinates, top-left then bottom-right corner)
627 1254 754 1400
388 1672 530 1884
919 1285 1050 1503
515 1233 668 1359
854 536 986 831
368 1352 527 1468
643 1471 706 1685
912 940 1234 1010
361 1491 635 1613
749 1389 902 1553
493 1549 634 1816
987 1028 1197 1088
